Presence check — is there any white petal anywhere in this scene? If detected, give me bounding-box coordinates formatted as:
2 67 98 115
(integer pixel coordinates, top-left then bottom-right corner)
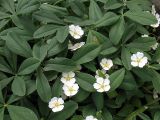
104 85 111 91
73 34 81 39
131 61 138 67
97 88 104 92
104 79 110 85
138 62 145 68
136 52 144 59
58 98 64 104
73 83 79 90
56 105 64 112
64 90 71 96
96 77 104 84
62 72 68 77
131 54 137 61
142 57 148 64
101 58 107 63
93 83 101 89
68 71 75 77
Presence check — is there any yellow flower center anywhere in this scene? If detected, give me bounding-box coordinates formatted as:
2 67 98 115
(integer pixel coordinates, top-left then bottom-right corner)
53 102 60 107
68 87 75 93
100 84 105 90
64 76 72 81
136 58 142 63
103 63 109 68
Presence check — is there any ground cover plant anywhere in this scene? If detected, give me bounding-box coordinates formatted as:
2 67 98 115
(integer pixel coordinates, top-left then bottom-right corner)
0 0 160 120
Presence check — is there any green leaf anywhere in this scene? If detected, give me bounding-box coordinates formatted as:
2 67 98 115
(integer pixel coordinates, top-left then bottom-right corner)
33 25 59 38
0 108 4 120
101 108 113 120
44 57 78 72
56 26 69 43
8 105 38 120
18 57 40 75
71 115 83 120
150 70 160 92
36 69 52 102
5 32 32 58
0 77 13 89
16 0 40 14
0 88 4 104
40 4 68 17
72 88 90 102
82 105 96 117
11 76 26 96
52 79 63 97
89 0 103 21
72 43 101 64
47 37 68 57
121 47 132 70
33 43 48 61
95 12 119 27
76 72 95 92
70 1 85 17
0 57 13 74
33 10 64 24
110 68 125 91
92 92 104 111
0 11 10 20
49 101 78 120
126 37 156 51
154 111 160 120
1 0 15 14
124 11 157 25
109 16 125 45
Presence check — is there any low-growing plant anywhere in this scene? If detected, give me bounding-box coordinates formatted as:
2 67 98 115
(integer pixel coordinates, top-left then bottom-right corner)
0 0 160 120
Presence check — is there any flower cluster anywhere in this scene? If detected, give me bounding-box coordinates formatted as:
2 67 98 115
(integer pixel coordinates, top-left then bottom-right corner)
93 58 113 93
68 25 85 51
61 71 79 97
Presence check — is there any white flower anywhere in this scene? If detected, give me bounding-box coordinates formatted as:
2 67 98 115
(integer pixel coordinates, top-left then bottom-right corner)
69 25 84 39
151 43 159 50
100 58 113 71
93 77 110 92
63 83 79 96
48 97 64 112
141 34 149 37
95 70 109 79
61 71 76 85
68 42 85 51
85 115 98 120
131 52 148 68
